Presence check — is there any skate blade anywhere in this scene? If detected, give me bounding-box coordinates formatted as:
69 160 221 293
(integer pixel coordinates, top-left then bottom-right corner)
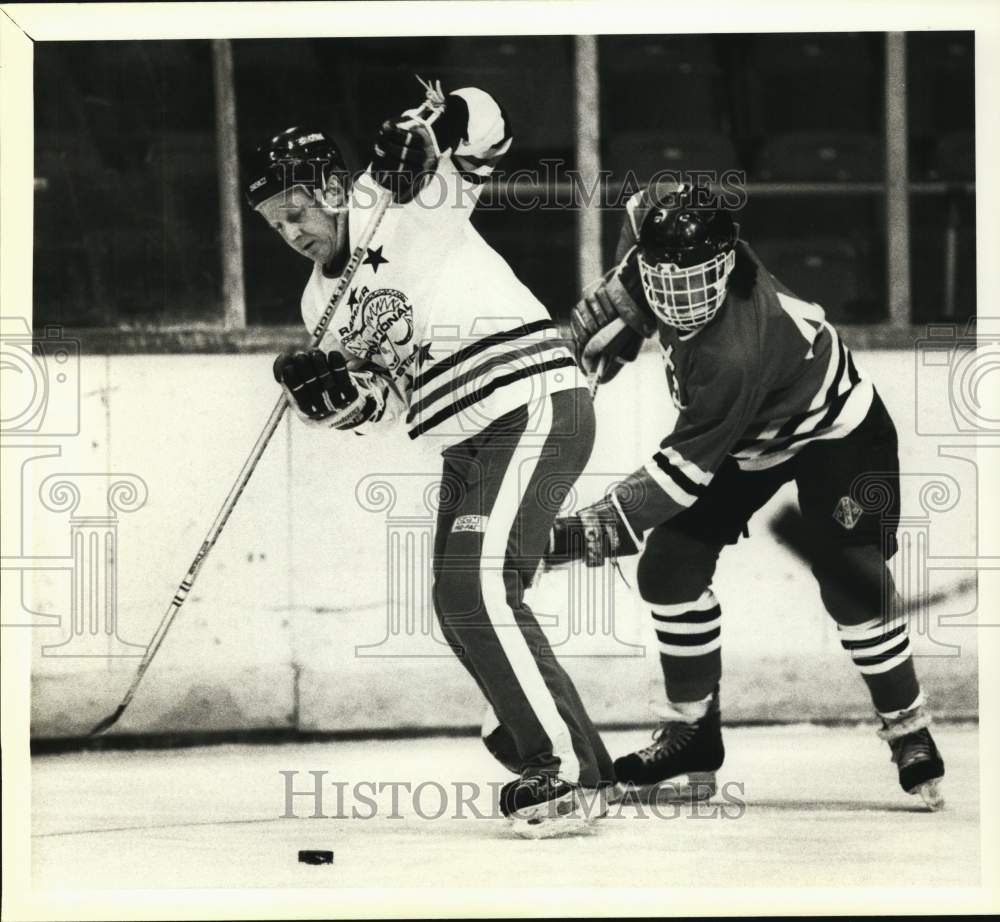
913 778 945 812
507 791 596 839
620 771 717 805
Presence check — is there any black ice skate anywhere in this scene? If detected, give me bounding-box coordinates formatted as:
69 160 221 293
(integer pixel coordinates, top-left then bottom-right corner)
877 706 945 811
614 690 724 802
499 770 602 838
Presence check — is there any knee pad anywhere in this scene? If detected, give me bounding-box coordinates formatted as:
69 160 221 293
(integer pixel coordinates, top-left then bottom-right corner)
812 543 897 625
638 526 720 605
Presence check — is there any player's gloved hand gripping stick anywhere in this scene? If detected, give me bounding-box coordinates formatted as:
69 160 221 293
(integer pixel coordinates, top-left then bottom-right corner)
545 494 641 569
88 80 445 737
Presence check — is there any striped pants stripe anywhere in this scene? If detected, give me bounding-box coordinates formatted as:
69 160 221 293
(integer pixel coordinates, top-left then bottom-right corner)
432 388 613 786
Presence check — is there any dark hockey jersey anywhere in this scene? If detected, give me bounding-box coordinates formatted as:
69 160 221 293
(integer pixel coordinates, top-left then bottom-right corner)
611 195 874 535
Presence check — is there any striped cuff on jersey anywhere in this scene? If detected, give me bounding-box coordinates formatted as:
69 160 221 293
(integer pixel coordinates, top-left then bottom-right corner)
732 332 865 465
405 321 576 439
838 617 912 675
649 589 722 658
643 446 712 511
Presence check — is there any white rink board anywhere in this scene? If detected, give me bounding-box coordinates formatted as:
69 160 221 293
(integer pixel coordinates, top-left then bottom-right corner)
25 348 979 738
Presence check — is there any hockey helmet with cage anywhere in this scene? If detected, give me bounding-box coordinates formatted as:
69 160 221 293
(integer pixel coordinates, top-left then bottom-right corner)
636 183 739 332
245 126 348 209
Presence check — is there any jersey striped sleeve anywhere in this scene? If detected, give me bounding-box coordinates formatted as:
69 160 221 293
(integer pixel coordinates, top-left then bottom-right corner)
730 299 873 469
613 354 766 535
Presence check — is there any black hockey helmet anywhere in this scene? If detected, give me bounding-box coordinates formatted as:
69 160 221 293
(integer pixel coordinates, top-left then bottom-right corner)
637 182 739 331
245 126 348 209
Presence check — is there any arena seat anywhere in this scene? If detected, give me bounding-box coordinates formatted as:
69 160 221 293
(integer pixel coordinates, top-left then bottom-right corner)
910 218 976 323
602 35 722 75
606 130 741 184
927 132 975 182
753 132 882 182
907 32 974 141
602 36 725 133
745 34 880 134
750 237 868 322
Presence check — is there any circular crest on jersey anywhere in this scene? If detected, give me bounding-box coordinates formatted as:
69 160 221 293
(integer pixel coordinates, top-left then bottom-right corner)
637 184 739 332
245 126 348 209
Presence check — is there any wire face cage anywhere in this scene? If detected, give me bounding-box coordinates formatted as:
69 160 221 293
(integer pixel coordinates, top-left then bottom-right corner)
638 248 736 332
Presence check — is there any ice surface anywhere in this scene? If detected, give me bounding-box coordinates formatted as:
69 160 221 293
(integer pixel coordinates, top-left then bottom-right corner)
31 725 979 891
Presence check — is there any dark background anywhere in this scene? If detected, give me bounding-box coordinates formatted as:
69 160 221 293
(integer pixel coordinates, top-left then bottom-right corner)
33 33 975 331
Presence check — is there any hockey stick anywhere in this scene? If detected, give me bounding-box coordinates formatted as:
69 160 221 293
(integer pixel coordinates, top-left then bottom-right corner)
769 504 975 615
88 188 393 738
587 355 607 399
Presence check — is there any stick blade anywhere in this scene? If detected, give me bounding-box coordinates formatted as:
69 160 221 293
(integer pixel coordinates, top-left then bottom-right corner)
88 705 126 738
770 503 881 607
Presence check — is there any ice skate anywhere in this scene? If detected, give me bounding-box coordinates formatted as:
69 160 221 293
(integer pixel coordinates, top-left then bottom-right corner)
878 706 945 811
499 770 599 839
614 690 724 803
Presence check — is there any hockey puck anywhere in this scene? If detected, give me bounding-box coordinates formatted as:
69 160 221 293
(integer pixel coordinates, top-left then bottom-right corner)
298 849 334 865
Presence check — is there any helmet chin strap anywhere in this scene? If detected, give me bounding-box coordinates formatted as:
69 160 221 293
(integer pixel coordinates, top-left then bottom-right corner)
323 209 351 275
313 183 349 216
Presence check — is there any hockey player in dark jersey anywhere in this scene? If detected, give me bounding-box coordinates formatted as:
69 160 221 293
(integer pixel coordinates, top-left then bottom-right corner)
550 179 945 810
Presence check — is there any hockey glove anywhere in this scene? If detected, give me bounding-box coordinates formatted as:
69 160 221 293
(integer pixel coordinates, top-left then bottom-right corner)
570 247 655 385
273 349 384 430
372 90 469 204
546 495 641 568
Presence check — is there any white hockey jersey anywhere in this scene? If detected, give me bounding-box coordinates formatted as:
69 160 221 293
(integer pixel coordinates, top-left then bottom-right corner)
299 87 581 450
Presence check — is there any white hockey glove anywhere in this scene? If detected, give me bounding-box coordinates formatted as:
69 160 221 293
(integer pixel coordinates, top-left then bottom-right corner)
273 349 386 431
570 247 656 386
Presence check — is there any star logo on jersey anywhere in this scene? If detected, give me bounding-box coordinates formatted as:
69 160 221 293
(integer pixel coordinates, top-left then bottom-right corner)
833 495 863 530
414 342 434 369
362 246 389 273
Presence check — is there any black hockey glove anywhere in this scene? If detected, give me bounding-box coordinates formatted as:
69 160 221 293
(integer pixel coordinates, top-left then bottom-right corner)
372 120 436 202
372 92 470 203
273 349 380 430
570 247 656 385
545 495 641 568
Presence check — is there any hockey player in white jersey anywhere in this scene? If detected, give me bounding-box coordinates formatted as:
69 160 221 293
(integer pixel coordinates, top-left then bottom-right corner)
245 82 614 835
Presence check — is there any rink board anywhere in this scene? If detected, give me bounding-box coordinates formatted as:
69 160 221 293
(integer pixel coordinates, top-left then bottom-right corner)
21 347 982 738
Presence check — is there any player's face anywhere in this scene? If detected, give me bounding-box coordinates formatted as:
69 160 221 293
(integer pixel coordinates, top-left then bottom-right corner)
257 185 344 266
649 265 694 308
